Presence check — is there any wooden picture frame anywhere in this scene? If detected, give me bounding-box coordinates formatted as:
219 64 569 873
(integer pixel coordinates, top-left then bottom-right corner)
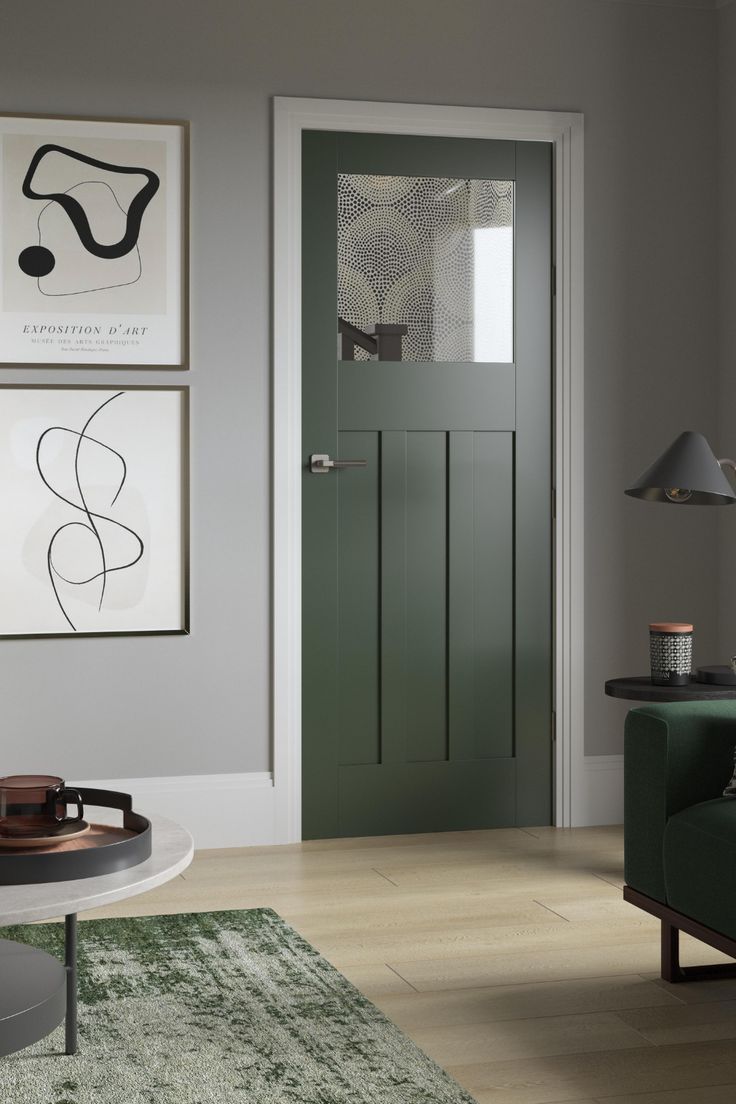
0 113 189 368
0 384 189 638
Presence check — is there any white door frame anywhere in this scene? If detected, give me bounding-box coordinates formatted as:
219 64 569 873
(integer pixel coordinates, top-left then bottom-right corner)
272 96 584 842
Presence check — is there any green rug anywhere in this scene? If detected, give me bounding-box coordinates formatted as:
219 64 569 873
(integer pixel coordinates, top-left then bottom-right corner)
0 908 477 1103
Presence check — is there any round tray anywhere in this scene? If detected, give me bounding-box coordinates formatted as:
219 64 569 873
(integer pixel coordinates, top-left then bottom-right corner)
0 820 91 849
0 789 152 885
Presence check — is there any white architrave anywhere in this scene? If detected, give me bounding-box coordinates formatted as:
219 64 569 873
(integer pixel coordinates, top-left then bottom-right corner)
273 97 585 840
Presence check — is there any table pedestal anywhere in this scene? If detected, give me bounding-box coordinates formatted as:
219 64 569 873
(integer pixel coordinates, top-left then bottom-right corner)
66 913 77 1055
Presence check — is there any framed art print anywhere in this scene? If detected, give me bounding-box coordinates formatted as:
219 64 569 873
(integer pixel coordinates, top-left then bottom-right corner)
0 385 189 637
0 115 188 367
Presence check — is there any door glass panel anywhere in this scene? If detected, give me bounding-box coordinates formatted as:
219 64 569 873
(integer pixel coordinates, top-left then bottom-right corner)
338 174 513 363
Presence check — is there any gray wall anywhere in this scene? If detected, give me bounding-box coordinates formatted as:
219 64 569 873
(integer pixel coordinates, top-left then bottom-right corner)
0 0 721 778
718 2 736 658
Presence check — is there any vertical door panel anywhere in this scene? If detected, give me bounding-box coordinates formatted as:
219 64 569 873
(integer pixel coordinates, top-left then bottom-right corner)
380 431 407 766
473 431 514 760
337 431 380 766
448 431 476 761
449 432 514 763
405 432 448 764
514 141 553 825
302 131 339 840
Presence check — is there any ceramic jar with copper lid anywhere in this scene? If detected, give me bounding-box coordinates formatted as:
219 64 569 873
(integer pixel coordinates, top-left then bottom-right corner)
649 623 693 686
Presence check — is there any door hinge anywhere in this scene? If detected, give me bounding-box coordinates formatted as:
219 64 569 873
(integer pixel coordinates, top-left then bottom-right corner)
552 486 557 520
551 711 557 743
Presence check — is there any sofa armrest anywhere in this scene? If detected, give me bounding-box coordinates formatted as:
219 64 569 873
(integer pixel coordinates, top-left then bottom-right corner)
624 701 736 903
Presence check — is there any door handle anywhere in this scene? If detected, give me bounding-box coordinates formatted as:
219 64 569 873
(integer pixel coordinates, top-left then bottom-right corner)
310 453 368 474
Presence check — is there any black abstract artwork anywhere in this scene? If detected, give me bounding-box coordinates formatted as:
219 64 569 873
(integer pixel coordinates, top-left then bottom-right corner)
18 144 160 297
35 392 145 632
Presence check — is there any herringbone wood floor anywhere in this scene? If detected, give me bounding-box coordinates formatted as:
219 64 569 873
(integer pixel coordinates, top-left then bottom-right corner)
75 825 736 1104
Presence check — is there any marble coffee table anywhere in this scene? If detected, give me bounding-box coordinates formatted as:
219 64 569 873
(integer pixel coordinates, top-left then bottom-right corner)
0 813 193 1058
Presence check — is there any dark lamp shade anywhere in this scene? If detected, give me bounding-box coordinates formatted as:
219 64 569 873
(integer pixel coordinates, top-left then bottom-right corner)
625 431 736 505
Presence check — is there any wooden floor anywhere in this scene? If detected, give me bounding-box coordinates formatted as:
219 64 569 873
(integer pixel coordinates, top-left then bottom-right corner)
78 825 736 1104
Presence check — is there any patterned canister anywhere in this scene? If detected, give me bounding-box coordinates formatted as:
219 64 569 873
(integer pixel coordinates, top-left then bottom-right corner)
649 623 693 686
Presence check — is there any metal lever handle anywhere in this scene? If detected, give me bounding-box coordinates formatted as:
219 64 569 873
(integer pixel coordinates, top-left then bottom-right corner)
310 453 368 474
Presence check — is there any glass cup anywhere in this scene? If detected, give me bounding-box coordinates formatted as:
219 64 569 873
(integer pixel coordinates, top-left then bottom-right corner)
0 775 84 837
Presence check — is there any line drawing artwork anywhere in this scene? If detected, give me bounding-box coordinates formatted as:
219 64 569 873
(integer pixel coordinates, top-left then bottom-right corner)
35 392 145 632
34 182 143 296
17 144 160 297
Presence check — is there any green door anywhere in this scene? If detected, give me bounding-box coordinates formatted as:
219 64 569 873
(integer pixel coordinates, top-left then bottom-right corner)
302 131 552 839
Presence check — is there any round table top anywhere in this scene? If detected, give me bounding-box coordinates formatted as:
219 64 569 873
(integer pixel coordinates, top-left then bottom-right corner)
0 813 193 927
605 676 736 703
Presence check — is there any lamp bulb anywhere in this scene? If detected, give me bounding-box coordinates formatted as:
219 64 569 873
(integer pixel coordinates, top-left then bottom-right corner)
664 487 693 503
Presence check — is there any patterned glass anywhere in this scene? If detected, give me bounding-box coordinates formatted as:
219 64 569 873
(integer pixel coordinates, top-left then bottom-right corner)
338 174 513 362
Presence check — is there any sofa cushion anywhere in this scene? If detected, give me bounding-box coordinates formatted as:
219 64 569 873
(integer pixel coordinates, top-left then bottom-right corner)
664 797 736 940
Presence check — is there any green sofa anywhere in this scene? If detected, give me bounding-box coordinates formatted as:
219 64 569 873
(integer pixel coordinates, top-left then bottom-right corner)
624 700 736 982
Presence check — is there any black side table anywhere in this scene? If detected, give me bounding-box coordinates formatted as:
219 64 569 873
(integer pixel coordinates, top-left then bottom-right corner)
606 677 736 703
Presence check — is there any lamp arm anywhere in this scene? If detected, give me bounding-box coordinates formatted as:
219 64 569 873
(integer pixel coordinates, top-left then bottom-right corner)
719 458 736 490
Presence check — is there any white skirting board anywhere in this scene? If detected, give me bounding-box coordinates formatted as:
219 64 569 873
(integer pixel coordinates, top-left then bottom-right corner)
72 759 622 849
71 773 276 850
574 755 624 827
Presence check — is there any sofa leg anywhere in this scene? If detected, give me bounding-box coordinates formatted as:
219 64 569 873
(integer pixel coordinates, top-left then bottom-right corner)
625 886 736 984
660 917 736 983
661 919 682 982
